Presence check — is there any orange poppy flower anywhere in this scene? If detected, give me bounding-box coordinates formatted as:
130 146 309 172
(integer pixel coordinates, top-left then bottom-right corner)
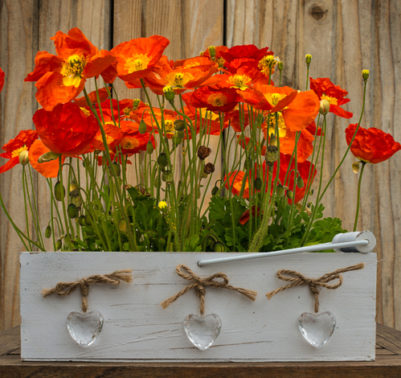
28 139 63 178
134 55 217 95
221 44 272 65
33 102 99 156
91 123 124 152
345 124 401 164
111 35 169 82
0 130 38 174
200 45 229 69
310 77 353 119
0 67 4 92
25 28 115 110
186 86 241 113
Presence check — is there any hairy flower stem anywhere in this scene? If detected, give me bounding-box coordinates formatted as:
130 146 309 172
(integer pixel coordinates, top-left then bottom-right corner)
353 161 366 231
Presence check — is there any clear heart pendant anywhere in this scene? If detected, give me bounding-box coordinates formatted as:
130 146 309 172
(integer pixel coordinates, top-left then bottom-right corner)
66 310 104 347
298 311 336 348
183 313 222 351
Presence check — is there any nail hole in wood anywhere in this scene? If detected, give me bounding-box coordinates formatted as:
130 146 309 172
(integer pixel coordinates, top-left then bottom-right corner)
310 5 328 21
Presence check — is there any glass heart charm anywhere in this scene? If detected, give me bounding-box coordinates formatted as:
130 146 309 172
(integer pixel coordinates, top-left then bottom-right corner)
183 313 222 351
66 310 104 347
297 311 336 348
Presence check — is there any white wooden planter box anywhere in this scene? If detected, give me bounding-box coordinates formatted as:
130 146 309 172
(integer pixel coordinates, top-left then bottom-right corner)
20 251 376 362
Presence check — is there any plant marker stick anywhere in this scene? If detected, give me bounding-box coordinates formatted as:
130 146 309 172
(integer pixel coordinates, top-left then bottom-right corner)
197 231 376 267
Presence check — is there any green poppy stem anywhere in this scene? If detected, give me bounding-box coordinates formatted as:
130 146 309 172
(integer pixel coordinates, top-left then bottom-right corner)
353 161 366 231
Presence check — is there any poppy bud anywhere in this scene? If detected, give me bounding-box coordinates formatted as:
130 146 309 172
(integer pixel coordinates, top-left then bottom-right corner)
305 54 312 65
286 190 294 200
172 134 183 146
296 176 304 188
45 224 51 238
277 185 285 197
174 119 186 131
70 195 82 208
278 61 284 72
139 120 147 134
19 150 29 165
362 69 370 81
56 239 62 250
319 99 330 115
157 152 169 168
54 181 65 201
163 85 175 102
211 186 219 196
198 146 211 160
69 182 79 196
146 140 154 154
204 162 215 174
176 130 185 139
266 145 279 163
112 162 121 177
67 203 79 219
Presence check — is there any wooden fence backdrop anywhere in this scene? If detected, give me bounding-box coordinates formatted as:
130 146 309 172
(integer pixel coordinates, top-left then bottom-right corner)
0 0 400 331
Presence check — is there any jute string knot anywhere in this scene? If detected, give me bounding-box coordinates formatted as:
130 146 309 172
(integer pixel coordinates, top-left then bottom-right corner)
161 264 257 315
42 270 133 312
266 263 364 313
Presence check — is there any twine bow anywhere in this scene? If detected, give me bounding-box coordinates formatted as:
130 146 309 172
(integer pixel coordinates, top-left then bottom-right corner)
42 270 133 312
266 263 364 313
161 264 257 315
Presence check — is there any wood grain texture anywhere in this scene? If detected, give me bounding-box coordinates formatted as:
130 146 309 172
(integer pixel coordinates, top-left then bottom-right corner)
1 0 401 335
0 0 37 331
3 324 401 377
226 0 401 330
20 252 376 361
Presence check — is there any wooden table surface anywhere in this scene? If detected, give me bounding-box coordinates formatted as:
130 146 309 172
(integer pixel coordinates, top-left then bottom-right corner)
1 324 401 377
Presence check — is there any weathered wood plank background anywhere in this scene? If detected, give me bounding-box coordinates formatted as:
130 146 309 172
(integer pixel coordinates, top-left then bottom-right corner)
0 0 400 331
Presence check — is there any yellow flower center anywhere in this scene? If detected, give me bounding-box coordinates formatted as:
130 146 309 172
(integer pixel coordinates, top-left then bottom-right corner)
11 145 28 159
199 108 219 121
321 94 338 105
125 55 151 74
164 120 175 135
208 93 227 107
228 74 251 90
80 107 91 117
266 112 286 138
121 137 139 150
166 72 193 89
258 55 279 75
265 92 286 106
60 54 86 87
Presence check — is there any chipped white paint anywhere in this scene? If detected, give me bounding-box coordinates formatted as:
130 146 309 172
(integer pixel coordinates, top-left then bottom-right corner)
20 251 376 361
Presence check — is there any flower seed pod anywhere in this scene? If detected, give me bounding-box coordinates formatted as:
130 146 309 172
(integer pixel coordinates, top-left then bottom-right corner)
204 162 215 174
54 181 65 201
157 152 169 168
174 119 186 131
139 120 147 134
265 145 279 163
198 146 211 160
19 150 29 165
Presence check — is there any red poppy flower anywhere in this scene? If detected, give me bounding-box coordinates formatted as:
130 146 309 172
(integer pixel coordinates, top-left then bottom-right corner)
119 121 156 155
200 45 229 69
221 44 272 64
186 86 241 113
345 124 401 163
0 67 5 92
111 35 169 82
0 130 38 174
136 55 217 95
32 102 99 156
25 28 115 110
225 154 316 203
28 139 63 178
91 123 124 152
310 77 353 119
